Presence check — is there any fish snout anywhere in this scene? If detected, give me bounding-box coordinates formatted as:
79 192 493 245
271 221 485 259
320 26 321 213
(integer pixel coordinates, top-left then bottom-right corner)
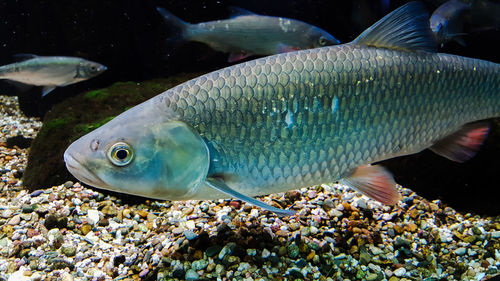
97 64 107 73
63 149 107 188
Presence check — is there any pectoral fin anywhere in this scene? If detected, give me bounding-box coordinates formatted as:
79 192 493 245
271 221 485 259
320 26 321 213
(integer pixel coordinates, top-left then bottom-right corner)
340 165 401 206
276 44 301 53
228 52 252 63
452 36 467 47
429 122 489 162
41 86 56 97
205 177 296 217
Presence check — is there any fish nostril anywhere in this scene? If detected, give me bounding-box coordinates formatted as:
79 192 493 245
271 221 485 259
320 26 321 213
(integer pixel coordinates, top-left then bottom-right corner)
90 139 100 151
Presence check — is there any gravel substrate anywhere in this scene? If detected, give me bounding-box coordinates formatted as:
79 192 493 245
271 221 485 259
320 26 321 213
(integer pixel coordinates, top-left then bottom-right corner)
1 94 499 281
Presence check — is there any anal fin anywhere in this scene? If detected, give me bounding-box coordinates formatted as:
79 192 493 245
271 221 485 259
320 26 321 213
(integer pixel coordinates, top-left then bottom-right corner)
205 177 296 217
429 122 489 163
340 165 401 206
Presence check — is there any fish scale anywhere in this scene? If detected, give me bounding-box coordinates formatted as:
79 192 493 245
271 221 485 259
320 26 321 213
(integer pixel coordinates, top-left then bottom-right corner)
157 44 498 197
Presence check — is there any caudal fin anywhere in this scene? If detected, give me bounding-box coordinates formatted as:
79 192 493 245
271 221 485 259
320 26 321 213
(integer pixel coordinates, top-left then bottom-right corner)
156 7 190 43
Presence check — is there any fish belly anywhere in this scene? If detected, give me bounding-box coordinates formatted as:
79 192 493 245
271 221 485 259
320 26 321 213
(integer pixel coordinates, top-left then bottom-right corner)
0 65 75 86
159 44 500 197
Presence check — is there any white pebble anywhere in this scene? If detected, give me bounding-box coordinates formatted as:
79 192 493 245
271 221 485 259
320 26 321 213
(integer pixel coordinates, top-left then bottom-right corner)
7 269 30 281
61 272 74 281
87 209 100 225
237 262 251 271
369 245 384 255
439 230 452 243
72 198 82 206
249 209 260 218
310 226 319 235
185 220 196 230
382 213 394 221
454 248 467 256
368 263 381 272
261 248 271 259
393 267 406 277
356 199 367 209
1 209 13 218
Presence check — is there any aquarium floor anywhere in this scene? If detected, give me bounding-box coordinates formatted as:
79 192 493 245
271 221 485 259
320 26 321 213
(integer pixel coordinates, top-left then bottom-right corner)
0 94 499 281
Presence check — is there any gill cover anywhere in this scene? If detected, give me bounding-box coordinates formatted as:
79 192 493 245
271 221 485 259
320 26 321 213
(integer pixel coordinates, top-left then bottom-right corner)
156 120 210 198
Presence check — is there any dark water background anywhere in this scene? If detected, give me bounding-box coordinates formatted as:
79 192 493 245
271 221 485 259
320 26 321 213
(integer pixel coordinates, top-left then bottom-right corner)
0 0 499 215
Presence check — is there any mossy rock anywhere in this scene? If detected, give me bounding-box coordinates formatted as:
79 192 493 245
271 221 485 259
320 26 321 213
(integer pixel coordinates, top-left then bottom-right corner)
23 73 201 190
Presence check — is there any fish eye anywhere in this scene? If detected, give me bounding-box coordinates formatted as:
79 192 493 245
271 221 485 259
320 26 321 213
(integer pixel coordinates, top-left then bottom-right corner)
107 142 134 166
318 36 328 46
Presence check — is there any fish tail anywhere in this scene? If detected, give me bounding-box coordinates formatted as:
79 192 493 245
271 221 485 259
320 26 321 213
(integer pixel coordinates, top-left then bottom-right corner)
156 7 190 42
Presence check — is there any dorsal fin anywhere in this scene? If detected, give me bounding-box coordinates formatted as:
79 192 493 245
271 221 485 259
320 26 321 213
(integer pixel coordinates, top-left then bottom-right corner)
228 6 257 18
352 2 436 52
13 53 38 62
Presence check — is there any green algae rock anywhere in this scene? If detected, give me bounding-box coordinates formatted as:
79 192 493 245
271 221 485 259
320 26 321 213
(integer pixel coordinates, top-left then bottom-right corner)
23 73 201 191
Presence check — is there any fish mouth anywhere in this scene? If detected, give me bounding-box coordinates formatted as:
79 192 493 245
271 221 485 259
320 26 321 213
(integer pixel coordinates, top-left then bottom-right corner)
64 152 108 188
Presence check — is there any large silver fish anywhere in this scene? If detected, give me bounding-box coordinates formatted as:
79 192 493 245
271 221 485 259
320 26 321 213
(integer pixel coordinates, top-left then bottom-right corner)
0 55 107 97
65 2 499 216
156 7 340 62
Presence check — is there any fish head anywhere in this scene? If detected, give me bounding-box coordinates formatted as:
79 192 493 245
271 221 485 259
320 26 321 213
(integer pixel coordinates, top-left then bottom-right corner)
308 27 340 48
64 100 210 200
429 14 446 40
76 60 107 80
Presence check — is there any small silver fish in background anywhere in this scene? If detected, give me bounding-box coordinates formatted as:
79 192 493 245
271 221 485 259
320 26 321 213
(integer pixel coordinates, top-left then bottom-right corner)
156 7 340 62
65 2 499 216
430 0 471 46
0 54 107 97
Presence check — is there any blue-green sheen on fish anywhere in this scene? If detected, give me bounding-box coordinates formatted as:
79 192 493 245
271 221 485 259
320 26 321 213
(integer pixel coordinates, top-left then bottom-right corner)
0 55 106 97
65 2 499 216
156 7 340 62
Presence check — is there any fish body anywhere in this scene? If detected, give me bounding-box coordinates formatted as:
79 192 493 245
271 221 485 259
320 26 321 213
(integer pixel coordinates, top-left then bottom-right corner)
430 0 471 46
157 7 340 62
0 55 107 96
65 3 499 215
